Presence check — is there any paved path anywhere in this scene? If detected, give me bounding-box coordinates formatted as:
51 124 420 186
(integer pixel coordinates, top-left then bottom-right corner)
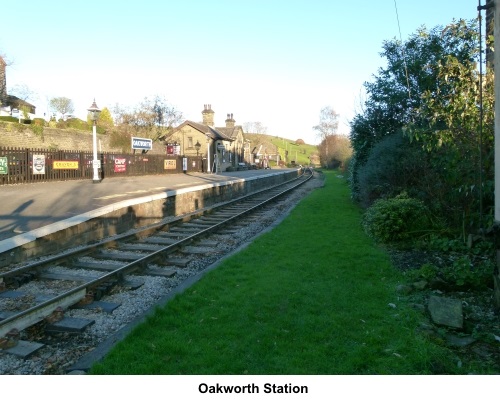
0 170 285 242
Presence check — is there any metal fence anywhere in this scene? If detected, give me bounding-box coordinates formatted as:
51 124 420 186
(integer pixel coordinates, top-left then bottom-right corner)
0 147 205 185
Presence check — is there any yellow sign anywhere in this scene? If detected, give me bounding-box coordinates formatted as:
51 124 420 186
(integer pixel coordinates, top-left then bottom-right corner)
53 161 79 169
164 159 177 170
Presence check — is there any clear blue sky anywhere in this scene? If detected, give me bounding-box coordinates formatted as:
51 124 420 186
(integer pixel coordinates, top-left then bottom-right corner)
1 0 479 144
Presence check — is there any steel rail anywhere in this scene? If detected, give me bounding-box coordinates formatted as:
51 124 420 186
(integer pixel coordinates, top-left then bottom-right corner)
0 170 313 339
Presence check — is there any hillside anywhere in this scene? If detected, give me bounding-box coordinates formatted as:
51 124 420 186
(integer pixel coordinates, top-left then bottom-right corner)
245 133 319 167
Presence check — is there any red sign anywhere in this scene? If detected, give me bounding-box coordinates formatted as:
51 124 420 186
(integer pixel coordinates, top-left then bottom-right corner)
114 158 126 173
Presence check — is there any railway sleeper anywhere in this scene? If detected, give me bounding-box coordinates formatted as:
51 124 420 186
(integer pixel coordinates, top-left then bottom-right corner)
180 223 212 229
142 236 179 245
115 243 165 252
91 251 144 261
72 260 124 272
44 317 95 335
194 218 222 225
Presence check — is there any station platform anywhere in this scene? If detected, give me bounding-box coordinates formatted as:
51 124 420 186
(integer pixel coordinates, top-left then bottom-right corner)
0 169 290 245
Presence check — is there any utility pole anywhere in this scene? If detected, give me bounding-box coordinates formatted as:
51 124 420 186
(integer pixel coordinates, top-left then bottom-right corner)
480 0 500 308
494 0 500 309
492 0 500 223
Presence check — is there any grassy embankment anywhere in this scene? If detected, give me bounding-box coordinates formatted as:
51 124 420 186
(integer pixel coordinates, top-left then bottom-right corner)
245 133 318 167
90 171 470 375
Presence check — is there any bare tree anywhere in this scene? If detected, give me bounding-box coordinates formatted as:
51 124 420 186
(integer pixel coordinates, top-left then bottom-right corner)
313 106 339 141
313 106 340 166
9 83 36 102
243 121 267 134
113 95 183 143
49 97 74 119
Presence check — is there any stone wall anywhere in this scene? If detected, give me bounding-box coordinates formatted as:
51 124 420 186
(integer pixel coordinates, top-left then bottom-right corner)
0 170 300 266
0 124 165 154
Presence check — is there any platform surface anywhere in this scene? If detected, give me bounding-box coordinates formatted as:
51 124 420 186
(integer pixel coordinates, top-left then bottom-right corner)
0 169 291 243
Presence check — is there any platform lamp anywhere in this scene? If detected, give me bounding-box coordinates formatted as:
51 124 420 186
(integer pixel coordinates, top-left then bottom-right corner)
195 140 201 172
87 99 101 183
205 133 211 173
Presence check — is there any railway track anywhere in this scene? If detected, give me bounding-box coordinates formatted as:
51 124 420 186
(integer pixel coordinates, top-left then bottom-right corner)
0 169 316 368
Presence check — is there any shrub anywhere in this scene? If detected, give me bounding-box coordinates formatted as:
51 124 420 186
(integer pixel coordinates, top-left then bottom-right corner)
362 193 430 243
66 118 90 131
0 116 18 123
32 118 47 126
32 123 44 139
410 257 493 291
357 132 431 208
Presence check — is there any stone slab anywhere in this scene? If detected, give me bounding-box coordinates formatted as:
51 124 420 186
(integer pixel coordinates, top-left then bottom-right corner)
181 246 218 254
45 317 95 333
164 258 191 267
2 340 44 359
428 295 463 329
143 268 177 277
91 251 143 261
195 240 219 247
117 243 163 251
142 237 178 245
0 291 26 299
74 261 121 271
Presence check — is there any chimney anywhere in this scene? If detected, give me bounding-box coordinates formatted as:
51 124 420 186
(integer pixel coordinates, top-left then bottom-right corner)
202 104 214 126
225 113 235 128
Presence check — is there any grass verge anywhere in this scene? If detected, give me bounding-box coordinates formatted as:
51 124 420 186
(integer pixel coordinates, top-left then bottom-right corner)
90 171 465 374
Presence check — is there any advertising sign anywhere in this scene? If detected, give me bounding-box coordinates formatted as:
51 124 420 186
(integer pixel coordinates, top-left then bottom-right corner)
0 157 7 175
132 137 153 150
114 158 127 173
33 154 46 174
164 159 176 170
53 161 79 169
166 144 181 155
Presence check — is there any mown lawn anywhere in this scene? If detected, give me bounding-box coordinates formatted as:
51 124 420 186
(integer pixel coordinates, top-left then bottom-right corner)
90 170 465 375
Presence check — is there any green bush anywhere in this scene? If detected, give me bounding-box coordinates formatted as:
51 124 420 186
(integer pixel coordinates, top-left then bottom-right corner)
0 116 18 123
66 118 90 131
356 132 431 208
363 194 430 243
32 123 44 139
410 257 493 291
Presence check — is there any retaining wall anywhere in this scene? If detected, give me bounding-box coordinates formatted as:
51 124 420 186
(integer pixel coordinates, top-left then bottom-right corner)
0 170 299 267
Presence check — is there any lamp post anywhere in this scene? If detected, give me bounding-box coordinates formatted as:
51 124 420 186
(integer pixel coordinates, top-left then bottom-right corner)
195 141 201 172
87 99 101 183
205 133 211 173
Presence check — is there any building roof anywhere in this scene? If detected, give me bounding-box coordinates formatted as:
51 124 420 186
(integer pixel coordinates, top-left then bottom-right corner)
176 120 233 142
216 125 243 140
6 95 36 109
